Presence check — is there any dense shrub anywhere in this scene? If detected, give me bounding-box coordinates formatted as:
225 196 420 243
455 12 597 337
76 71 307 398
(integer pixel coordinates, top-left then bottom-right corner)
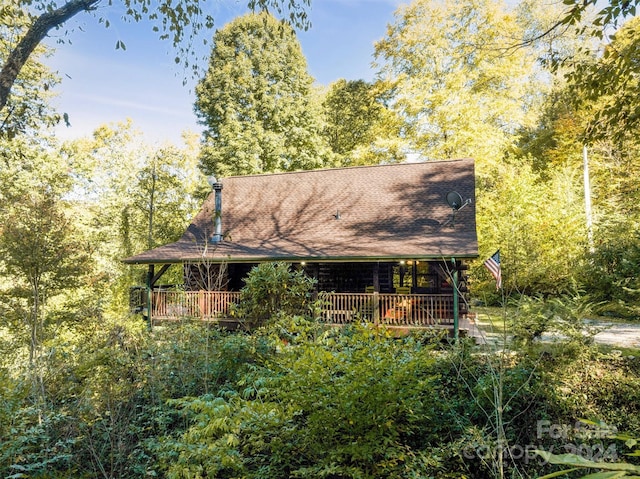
580 226 640 318
1 309 639 478
234 262 317 328
159 323 458 478
0 318 275 478
509 293 599 346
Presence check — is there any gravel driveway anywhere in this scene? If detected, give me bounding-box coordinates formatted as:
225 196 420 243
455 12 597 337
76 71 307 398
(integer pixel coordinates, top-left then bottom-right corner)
466 317 640 349
592 321 640 349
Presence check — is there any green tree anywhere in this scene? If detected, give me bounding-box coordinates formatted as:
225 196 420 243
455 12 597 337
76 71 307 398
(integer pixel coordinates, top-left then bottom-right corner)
476 160 588 296
516 88 587 174
571 16 640 144
529 1 640 146
514 59 640 311
0 190 89 405
132 142 204 251
558 0 638 33
321 79 405 166
59 122 205 314
0 0 311 113
195 12 331 177
374 0 547 169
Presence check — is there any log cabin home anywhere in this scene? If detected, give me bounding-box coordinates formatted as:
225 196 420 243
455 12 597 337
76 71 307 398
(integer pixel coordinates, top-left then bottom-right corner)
124 158 478 335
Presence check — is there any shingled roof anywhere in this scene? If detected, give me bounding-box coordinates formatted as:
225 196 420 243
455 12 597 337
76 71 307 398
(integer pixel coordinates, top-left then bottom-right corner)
123 158 477 264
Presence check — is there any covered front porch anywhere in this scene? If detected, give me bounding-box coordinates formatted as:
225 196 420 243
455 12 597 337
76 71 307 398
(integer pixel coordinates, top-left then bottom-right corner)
132 258 470 336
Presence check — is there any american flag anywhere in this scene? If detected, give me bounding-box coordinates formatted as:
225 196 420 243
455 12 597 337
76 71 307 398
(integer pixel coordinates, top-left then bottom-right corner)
484 250 502 290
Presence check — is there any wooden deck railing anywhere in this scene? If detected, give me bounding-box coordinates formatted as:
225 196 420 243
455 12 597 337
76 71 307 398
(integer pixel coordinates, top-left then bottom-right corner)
150 291 455 327
318 292 454 326
152 291 242 321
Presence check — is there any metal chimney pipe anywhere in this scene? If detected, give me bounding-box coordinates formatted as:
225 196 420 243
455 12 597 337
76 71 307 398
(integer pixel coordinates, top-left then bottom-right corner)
207 176 223 243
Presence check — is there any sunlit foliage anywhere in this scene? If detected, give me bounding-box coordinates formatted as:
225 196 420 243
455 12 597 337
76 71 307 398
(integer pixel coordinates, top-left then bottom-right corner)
195 12 332 177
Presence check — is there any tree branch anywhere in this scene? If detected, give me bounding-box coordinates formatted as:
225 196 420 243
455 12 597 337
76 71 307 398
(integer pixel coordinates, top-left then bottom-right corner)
0 0 99 112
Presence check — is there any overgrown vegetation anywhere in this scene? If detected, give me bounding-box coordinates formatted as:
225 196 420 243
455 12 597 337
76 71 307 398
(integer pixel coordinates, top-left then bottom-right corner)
1 298 638 478
2 0 640 477
1 263 639 478
234 262 317 328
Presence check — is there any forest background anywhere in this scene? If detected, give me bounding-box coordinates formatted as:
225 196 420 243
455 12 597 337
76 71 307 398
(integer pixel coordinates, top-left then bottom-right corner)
1 0 640 477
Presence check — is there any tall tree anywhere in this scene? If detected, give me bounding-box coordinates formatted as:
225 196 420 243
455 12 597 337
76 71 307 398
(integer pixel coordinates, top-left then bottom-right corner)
477 160 588 295
321 79 405 166
195 12 331 177
60 122 204 310
0 191 89 406
132 142 204 252
0 0 311 113
374 0 547 169
0 133 88 399
522 0 640 145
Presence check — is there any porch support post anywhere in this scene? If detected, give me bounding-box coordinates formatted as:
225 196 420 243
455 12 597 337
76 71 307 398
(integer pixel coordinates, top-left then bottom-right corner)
373 262 380 292
412 261 418 289
151 264 171 285
373 263 380 326
146 264 154 331
451 257 459 342
373 292 380 326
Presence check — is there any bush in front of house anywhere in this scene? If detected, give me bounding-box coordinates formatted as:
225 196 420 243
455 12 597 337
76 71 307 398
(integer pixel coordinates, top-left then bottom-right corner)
234 262 317 328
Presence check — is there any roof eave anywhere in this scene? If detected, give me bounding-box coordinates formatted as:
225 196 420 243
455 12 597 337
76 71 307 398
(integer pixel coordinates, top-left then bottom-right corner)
123 252 480 265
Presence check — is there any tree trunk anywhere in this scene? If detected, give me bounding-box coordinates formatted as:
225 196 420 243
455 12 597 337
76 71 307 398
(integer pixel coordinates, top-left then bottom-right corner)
29 277 46 413
0 0 99 112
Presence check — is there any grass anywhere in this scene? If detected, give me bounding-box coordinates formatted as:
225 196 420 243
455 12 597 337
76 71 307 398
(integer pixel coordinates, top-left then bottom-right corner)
469 306 510 345
596 343 640 357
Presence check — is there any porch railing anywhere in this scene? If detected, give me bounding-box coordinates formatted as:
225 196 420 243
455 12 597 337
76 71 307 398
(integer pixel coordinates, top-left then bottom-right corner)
149 291 455 327
152 290 242 321
318 292 454 327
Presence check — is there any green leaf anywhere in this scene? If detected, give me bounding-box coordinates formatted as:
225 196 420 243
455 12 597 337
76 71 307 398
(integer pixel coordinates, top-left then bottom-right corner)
535 450 640 473
536 468 580 479
580 473 630 479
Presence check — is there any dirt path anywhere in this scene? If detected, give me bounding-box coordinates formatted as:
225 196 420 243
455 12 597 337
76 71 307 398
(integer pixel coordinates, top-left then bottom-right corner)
592 321 640 349
464 317 640 349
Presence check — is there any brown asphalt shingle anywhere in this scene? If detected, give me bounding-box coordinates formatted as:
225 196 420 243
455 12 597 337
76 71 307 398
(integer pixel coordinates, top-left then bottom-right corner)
123 158 478 264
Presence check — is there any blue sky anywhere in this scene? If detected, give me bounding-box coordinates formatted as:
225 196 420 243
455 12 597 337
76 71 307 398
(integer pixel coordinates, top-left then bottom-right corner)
45 0 403 144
